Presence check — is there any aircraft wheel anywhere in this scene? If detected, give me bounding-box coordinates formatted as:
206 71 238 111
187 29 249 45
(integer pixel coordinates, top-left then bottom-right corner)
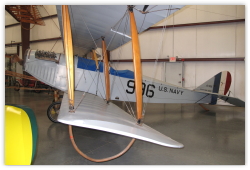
47 102 61 123
14 82 20 91
34 86 41 93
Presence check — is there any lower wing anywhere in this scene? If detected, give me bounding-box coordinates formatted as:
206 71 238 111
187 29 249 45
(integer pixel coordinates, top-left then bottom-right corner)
57 91 183 148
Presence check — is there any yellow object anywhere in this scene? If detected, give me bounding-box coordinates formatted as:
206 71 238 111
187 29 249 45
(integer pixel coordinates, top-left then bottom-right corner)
102 38 110 101
5 105 35 165
91 49 99 69
129 6 143 123
62 5 75 110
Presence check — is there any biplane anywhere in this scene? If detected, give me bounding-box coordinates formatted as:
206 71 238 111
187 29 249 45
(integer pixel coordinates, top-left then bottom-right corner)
22 5 244 162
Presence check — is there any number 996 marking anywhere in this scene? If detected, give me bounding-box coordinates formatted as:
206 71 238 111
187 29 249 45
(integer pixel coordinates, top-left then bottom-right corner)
126 80 155 98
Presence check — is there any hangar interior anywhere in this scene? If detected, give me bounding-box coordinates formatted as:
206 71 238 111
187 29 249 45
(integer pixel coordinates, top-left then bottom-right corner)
5 5 245 165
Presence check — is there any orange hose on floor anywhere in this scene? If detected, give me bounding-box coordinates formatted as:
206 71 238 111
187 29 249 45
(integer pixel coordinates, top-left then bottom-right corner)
68 125 135 162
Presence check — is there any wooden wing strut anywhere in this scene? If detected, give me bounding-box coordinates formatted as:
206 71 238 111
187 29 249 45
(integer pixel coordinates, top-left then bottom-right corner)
91 49 99 70
128 6 143 124
62 5 75 111
101 37 110 102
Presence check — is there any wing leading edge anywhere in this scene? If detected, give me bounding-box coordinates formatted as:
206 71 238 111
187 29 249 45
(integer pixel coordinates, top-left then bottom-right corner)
57 91 183 148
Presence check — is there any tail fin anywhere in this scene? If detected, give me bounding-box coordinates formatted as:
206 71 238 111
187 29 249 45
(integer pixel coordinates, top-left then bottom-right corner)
194 71 232 105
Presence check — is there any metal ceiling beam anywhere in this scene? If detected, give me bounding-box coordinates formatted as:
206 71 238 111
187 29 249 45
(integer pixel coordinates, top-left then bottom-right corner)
110 57 245 62
147 19 245 31
5 37 62 47
5 14 58 28
21 22 30 60
5 5 45 26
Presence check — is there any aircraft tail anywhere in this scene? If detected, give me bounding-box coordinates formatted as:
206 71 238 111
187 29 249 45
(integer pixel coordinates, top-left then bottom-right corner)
194 71 232 105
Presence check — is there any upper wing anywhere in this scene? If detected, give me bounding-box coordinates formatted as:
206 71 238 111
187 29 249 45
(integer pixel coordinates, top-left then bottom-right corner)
57 90 183 148
55 5 185 54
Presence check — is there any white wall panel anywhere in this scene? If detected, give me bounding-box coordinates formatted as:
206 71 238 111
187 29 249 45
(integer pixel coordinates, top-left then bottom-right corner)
5 11 18 25
182 62 196 90
156 13 173 26
157 5 197 26
140 29 167 59
236 5 245 18
141 62 163 81
236 22 245 57
30 18 61 40
5 25 21 44
234 62 245 101
173 27 196 58
111 41 132 60
157 28 174 59
5 47 16 54
197 24 236 58
197 5 237 22
172 5 197 25
38 5 57 17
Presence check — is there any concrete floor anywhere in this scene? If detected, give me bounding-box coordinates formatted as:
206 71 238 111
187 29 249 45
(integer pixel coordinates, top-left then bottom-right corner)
5 88 245 165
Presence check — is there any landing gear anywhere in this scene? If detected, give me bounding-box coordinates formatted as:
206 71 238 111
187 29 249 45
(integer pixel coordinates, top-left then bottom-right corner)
14 82 20 91
47 102 61 123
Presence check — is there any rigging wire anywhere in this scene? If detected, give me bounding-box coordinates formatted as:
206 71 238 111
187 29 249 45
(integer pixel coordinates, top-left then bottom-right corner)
41 5 61 52
65 7 137 161
79 8 136 116
147 8 181 13
49 38 59 52
73 9 132 105
41 5 61 31
138 13 147 33
141 5 173 117
146 5 157 12
188 6 238 19
69 5 81 56
108 11 136 118
92 9 129 44
81 16 99 50
79 16 107 101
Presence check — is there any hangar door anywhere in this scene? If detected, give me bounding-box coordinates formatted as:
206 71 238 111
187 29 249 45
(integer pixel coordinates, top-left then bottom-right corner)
163 62 184 87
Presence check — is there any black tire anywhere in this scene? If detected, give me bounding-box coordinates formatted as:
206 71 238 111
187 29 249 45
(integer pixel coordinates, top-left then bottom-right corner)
14 82 20 91
34 82 41 93
34 87 41 93
47 102 61 123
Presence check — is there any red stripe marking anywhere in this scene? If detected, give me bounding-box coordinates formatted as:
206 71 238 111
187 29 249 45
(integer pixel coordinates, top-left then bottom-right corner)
224 72 231 95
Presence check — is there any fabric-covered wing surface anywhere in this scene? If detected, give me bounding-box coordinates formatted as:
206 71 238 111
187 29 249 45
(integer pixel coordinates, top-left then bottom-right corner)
57 91 183 148
56 5 185 54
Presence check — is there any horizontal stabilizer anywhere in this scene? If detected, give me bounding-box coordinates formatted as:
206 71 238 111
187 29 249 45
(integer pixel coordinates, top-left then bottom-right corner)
217 94 245 107
194 90 245 107
57 91 183 148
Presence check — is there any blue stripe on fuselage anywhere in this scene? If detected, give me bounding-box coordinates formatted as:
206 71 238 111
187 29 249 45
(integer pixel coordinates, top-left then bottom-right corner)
77 57 134 79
